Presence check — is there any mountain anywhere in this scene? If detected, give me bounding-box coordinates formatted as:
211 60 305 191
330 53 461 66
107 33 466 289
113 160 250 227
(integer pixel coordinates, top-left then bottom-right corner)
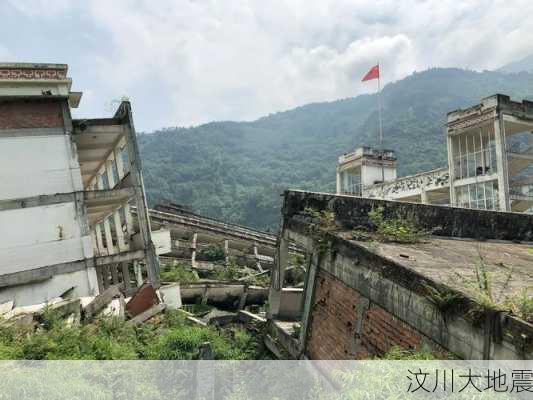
498 54 533 73
138 68 533 231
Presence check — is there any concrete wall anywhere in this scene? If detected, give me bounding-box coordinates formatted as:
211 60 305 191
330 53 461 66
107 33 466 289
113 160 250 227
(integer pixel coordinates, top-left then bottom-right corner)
0 135 83 200
302 235 533 360
0 202 93 273
278 288 303 321
0 267 98 307
361 163 396 186
0 98 95 306
283 190 533 242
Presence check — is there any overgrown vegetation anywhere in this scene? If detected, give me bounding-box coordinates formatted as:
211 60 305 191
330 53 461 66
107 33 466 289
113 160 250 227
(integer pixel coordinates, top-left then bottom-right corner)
351 206 425 244
303 207 337 231
378 345 442 360
198 244 226 262
504 288 533 322
160 263 199 283
0 310 270 360
464 250 533 323
211 258 241 281
423 284 462 318
369 207 425 244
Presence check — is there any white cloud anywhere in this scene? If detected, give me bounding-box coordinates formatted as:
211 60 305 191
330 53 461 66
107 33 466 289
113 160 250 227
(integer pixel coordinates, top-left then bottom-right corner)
4 0 533 129
6 0 72 17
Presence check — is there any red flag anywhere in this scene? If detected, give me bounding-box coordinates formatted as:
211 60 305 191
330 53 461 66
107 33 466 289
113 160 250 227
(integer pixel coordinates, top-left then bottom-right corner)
361 64 379 82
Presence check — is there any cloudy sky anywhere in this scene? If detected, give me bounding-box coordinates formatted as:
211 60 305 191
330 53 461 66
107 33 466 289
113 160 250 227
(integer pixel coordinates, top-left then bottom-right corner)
1 0 531 131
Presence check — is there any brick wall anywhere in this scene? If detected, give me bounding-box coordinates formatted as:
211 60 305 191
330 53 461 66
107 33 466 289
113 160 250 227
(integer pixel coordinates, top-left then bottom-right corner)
306 269 432 359
0 100 64 129
361 303 422 354
306 270 360 359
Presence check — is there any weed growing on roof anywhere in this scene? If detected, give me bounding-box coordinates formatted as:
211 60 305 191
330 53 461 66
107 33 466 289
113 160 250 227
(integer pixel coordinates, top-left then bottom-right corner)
367 206 425 244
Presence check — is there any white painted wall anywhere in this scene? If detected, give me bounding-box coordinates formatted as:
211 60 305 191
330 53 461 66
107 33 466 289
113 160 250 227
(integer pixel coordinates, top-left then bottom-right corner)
0 135 83 200
0 202 93 273
361 164 397 186
0 267 98 308
133 229 172 255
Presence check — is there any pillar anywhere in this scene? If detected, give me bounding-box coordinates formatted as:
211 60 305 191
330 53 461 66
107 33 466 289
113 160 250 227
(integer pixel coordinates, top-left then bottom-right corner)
268 230 289 319
493 112 510 211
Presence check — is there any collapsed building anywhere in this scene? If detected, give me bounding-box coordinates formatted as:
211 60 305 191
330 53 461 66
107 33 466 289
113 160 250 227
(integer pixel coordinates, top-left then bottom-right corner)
337 94 533 212
0 63 162 307
268 190 533 360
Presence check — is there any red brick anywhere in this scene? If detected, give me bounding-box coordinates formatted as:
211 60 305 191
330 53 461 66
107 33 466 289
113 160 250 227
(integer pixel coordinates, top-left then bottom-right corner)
306 269 438 360
0 100 63 129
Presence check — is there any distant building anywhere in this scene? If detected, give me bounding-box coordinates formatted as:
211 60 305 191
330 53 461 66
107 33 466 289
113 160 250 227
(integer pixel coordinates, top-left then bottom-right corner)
337 94 533 212
0 63 160 307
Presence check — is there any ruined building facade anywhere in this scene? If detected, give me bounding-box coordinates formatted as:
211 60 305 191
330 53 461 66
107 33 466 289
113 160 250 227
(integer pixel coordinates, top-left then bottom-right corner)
0 63 160 307
337 94 533 212
268 190 533 360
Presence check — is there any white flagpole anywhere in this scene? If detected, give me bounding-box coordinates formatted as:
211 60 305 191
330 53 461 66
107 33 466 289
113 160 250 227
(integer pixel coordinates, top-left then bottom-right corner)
377 62 384 182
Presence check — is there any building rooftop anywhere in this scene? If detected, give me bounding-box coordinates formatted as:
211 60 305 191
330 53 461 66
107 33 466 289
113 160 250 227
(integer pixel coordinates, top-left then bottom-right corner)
342 232 533 301
0 61 80 107
282 190 533 313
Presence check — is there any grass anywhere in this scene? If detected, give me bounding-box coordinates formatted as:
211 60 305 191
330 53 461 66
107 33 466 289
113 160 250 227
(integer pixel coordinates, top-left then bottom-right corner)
303 207 337 231
423 284 462 317
160 263 199 283
504 288 533 322
0 309 271 360
367 206 425 244
464 250 533 324
211 258 241 281
198 244 226 262
378 345 441 360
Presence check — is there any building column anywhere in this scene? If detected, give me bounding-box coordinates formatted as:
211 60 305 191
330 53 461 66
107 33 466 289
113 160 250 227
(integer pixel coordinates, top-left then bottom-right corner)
268 230 289 319
336 168 342 194
121 102 161 285
446 128 457 207
420 188 429 204
493 112 510 211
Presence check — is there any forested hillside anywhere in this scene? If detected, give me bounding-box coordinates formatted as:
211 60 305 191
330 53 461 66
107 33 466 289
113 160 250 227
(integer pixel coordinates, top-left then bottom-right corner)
138 68 533 231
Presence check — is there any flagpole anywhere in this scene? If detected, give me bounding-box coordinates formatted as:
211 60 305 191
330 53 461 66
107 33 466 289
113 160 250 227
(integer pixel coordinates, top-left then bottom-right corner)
377 62 384 183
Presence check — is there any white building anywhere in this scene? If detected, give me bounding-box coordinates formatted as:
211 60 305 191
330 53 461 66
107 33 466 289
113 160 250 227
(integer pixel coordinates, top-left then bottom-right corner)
337 94 533 213
0 63 160 307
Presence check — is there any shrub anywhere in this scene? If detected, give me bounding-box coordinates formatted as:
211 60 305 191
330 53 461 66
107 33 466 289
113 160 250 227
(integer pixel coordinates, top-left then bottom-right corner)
367 206 425 244
211 259 241 281
0 309 270 360
198 245 226 262
160 263 199 283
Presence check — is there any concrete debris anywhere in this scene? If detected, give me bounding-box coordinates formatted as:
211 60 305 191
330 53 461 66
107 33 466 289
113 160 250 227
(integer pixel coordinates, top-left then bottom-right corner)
47 298 81 316
237 310 266 325
3 297 63 320
177 309 208 326
0 300 14 316
82 285 122 321
180 282 267 308
203 310 236 327
198 342 214 360
158 283 182 310
127 303 166 326
0 313 36 329
126 283 160 318
101 294 127 320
